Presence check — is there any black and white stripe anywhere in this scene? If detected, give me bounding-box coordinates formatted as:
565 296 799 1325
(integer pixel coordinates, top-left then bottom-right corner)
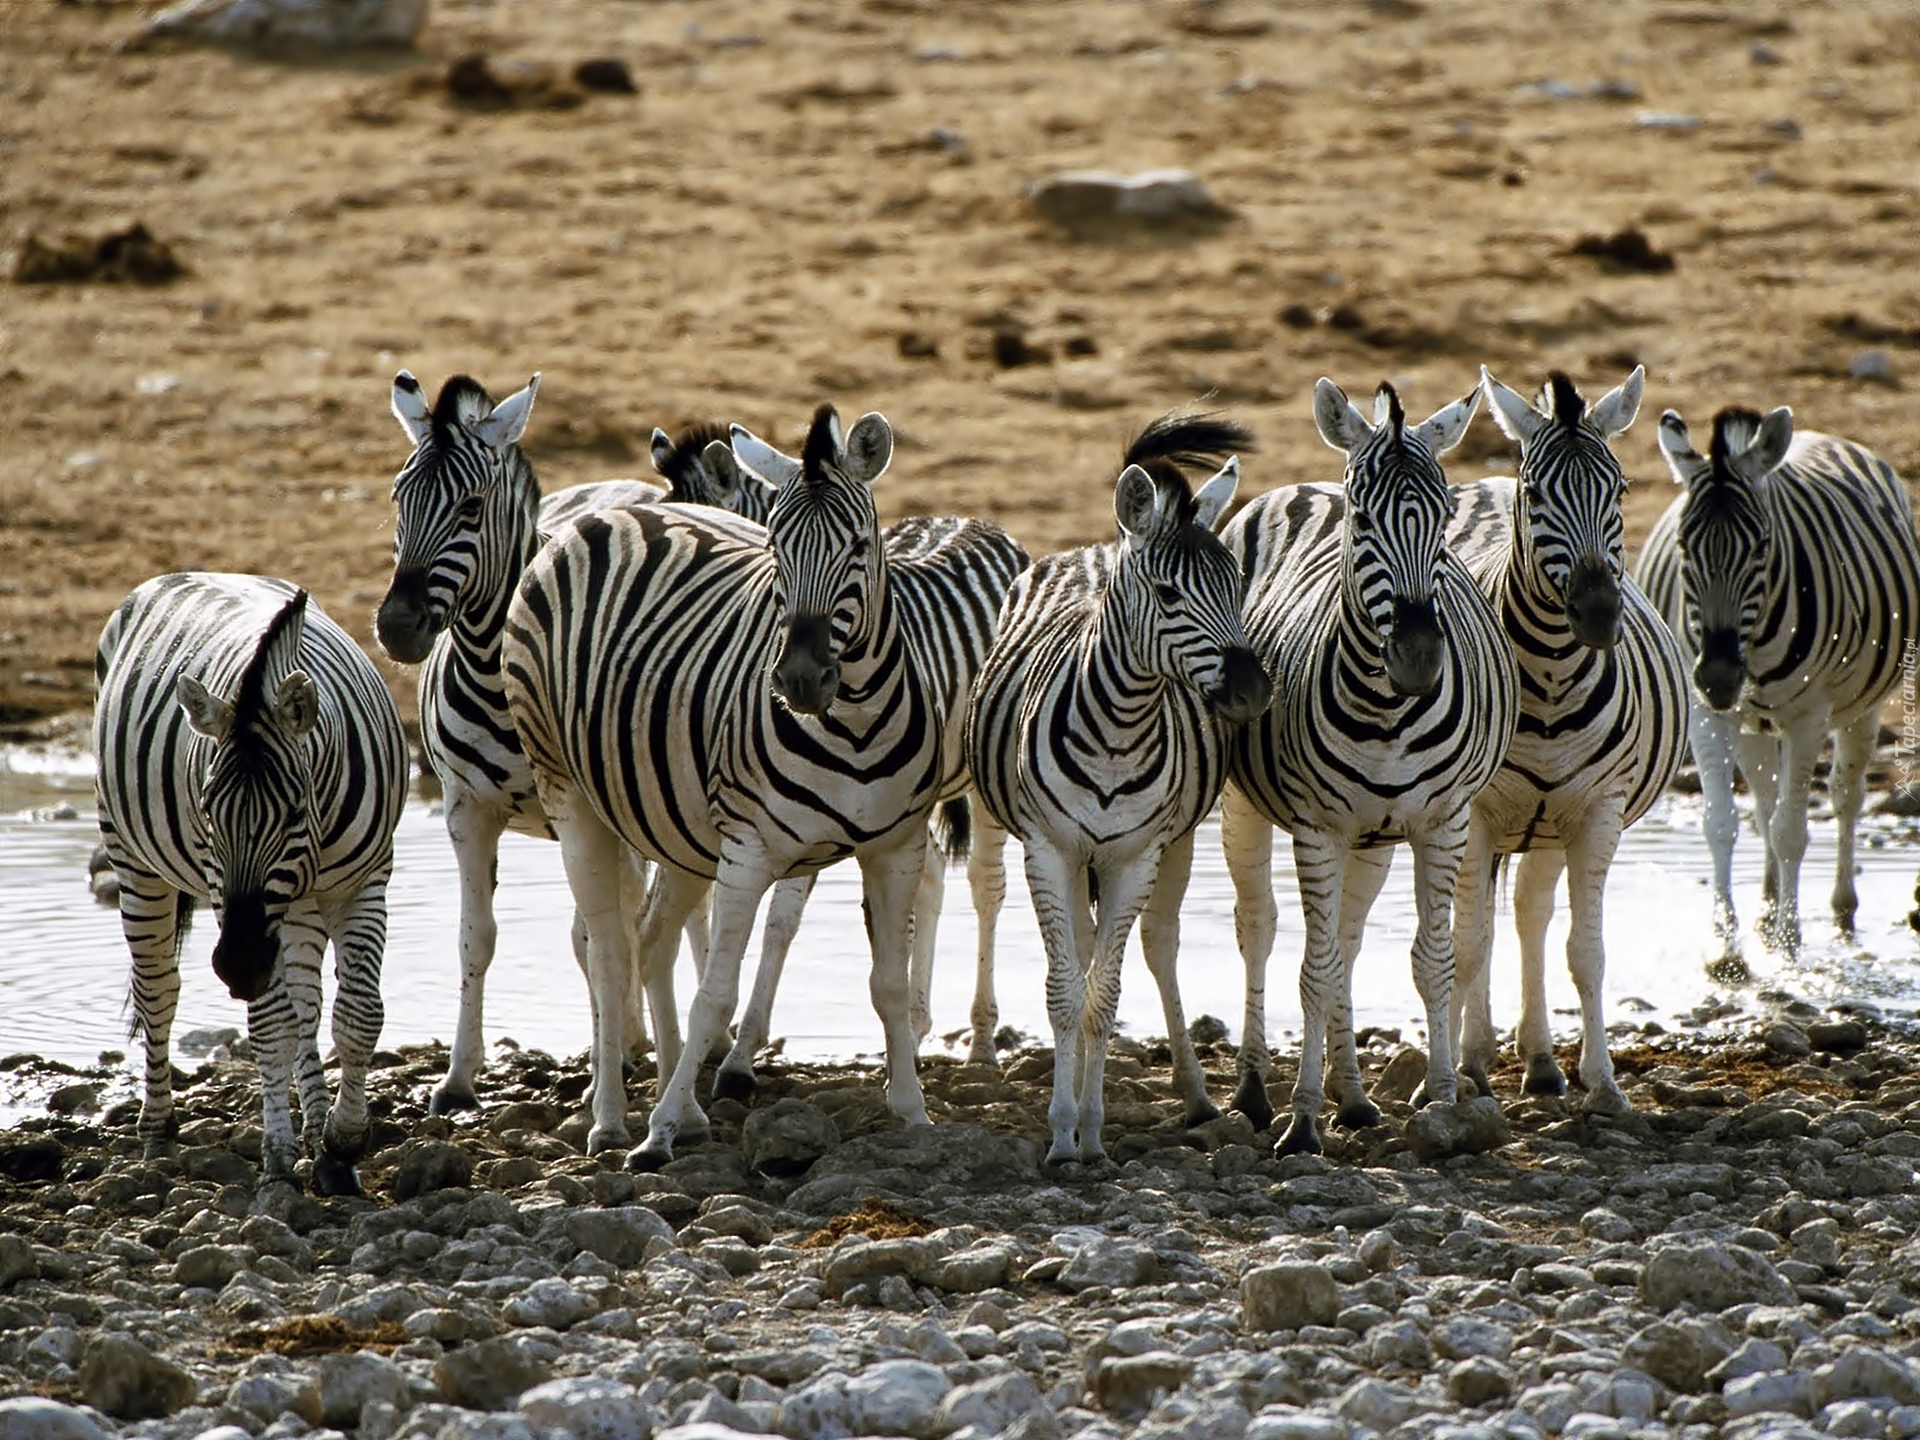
94 574 406 1193
503 404 1026 1166
1636 404 1920 953
1444 367 1688 1113
1221 379 1518 1155
966 414 1271 1164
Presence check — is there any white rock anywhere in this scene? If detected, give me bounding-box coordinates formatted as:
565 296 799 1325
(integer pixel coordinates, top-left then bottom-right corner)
503 1277 596 1330
935 1372 1053 1436
0 1399 113 1440
517 1376 659 1440
316 1351 411 1429
843 1360 951 1436
1334 1377 1419 1431
142 0 427 46
1246 1408 1348 1440
1723 1369 1814 1419
1431 1316 1514 1362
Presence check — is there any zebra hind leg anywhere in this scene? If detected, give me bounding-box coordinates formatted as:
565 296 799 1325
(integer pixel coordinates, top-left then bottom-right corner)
1512 848 1568 1098
1327 847 1393 1131
719 874 814 1099
964 801 1007 1070
1829 711 1877 938
1278 831 1347 1157
435 792 509 1114
1138 830 1220 1127
119 873 188 1158
1563 816 1628 1115
1219 787 1276 1131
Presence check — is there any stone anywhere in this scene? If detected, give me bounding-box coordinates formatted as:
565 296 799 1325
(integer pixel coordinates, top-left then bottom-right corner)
433 1334 554 1410
1811 1349 1920 1408
1723 1369 1814 1419
823 1238 940 1298
1242 1262 1339 1332
1059 1236 1159 1290
1364 1320 1431 1370
174 1245 245 1290
843 1360 951 1436
775 1374 853 1440
564 1207 677 1268
517 1376 659 1440
502 1277 596 1330
1404 1097 1511 1162
390 1139 473 1200
0 1136 64 1184
0 1235 40 1290
1026 168 1235 238
76 1332 198 1419
1092 1352 1194 1421
931 1373 1051 1438
1431 1316 1514 1362
1622 1317 1736 1393
1373 1046 1430 1104
1246 1409 1348 1440
933 1241 1020 1293
1639 1241 1795 1312
316 1351 410 1429
1850 350 1895 384
1708 1338 1792 1389
1447 1357 1513 1406
141 0 428 48
224 1373 322 1427
741 1098 840 1176
1334 1377 1419 1431
0 1398 112 1440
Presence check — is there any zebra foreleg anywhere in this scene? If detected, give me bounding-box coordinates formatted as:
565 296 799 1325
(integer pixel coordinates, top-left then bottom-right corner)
861 832 937 1130
1690 705 1744 973
1219 786 1277 1131
1829 710 1877 937
1563 818 1628 1113
1026 842 1094 1164
247 977 305 1186
1280 831 1347 1157
119 872 186 1157
316 882 392 1196
1138 829 1220 1127
720 874 816 1097
1512 847 1568 1098
1406 818 1468 1116
435 792 509 1114
964 802 1008 1069
1449 823 1500 1099
1074 851 1163 1162
1760 716 1825 953
909 839 945 1045
275 906 331 1163
1328 847 1394 1130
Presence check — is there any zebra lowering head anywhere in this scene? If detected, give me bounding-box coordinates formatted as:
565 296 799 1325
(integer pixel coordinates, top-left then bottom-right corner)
733 404 892 717
1313 377 1480 696
1112 416 1272 724
1480 366 1644 649
376 370 541 664
175 591 321 1003
1655 403 1794 711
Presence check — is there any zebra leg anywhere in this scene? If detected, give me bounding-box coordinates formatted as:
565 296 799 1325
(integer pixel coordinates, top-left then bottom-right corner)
1220 784 1277 1131
633 865 707 1099
1513 847 1568 1097
1762 716 1826 953
1735 728 1786 943
1137 829 1219 1128
719 873 816 1098
1449 822 1500 1098
861 832 937 1129
909 839 944 1046
435 790 509 1114
119 872 186 1157
965 801 1008 1069
1280 830 1346 1157
247 970 304 1186
1689 705 1743 969
1407 815 1469 1114
275 904 331 1162
1830 710 1877 937
1563 815 1627 1114
315 881 391 1196
632 855 776 1170
1076 851 1163 1162
616 847 654 1067
1025 841 1094 1164
1329 847 1393 1129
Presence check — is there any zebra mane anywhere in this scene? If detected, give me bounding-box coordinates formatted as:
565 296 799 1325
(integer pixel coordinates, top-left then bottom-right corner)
431 375 497 437
654 422 733 499
1123 412 1255 518
800 404 842 482
232 590 309 738
1708 406 1769 482
1543 371 1585 430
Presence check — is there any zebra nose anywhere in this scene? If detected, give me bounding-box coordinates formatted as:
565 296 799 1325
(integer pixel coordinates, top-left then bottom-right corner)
1565 556 1623 650
1695 629 1745 712
773 614 839 716
1208 647 1273 725
1384 599 1445 697
376 568 439 665
211 893 279 1003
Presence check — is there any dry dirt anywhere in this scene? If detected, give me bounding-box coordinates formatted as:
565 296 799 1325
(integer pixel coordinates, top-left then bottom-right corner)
3 0 1918 735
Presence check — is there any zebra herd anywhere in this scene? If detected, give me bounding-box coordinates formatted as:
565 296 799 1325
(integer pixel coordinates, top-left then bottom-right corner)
88 362 1920 1192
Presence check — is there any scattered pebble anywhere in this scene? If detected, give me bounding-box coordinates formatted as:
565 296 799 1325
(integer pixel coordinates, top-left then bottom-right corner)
12 223 185 287
1026 169 1235 240
1850 349 1894 384
1570 225 1676 274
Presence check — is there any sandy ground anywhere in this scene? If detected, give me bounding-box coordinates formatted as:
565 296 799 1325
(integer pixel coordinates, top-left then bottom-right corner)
3 0 1918 736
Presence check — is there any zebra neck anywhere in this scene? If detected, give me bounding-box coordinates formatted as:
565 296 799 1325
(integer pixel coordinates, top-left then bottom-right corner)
448 507 544 680
1073 607 1171 747
825 579 912 723
1501 553 1587 660
1331 601 1406 709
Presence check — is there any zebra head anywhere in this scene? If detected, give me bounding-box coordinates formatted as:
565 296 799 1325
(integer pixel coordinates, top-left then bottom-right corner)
175 591 321 1004
1656 404 1794 712
1481 365 1644 649
649 423 777 524
1314 377 1479 697
743 405 891 717
377 370 540 665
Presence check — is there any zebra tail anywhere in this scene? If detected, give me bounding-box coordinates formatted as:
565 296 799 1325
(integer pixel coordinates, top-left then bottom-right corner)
936 797 972 866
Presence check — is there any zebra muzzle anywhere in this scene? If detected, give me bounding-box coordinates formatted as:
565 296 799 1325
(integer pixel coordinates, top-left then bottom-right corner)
1565 557 1623 650
375 569 440 665
1695 629 1745 712
1207 647 1274 725
772 614 840 716
1383 600 1445 697
211 893 279 1003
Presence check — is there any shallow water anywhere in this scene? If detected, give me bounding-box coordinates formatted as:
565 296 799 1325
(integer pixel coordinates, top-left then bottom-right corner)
4 745 1919 1090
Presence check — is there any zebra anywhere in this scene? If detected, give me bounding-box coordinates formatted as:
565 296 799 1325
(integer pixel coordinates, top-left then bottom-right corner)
1220 379 1518 1156
715 429 1026 1088
1443 367 1689 1113
965 413 1271 1165
94 575 407 1193
1635 404 1920 955
373 370 748 1113
502 404 1029 1167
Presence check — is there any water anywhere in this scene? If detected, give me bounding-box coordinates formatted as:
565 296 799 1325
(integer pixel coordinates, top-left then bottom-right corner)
4 744 1920 1088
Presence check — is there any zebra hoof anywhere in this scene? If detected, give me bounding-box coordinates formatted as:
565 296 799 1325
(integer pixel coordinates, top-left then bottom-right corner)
1522 1057 1568 1097
1581 1082 1632 1117
429 1085 480 1116
625 1143 672 1173
1461 1064 1494 1099
311 1154 362 1198
1274 1117 1322 1158
1232 1074 1274 1132
1184 1097 1223 1128
1705 951 1749 986
712 1067 756 1103
1335 1097 1382 1131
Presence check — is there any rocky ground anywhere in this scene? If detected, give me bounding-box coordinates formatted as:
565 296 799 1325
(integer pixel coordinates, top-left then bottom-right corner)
2 999 1920 1440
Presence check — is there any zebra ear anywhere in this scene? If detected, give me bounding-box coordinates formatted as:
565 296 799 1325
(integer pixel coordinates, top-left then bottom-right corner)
648 427 675 475
272 671 321 740
699 439 743 505
730 425 802 489
1114 464 1162 540
1190 456 1240 533
1411 387 1481 457
177 675 235 743
843 412 894 486
474 374 539 449
1734 406 1794 482
1656 409 1699 482
1312 378 1372 454
391 370 432 446
1480 368 1545 445
1586 365 1645 440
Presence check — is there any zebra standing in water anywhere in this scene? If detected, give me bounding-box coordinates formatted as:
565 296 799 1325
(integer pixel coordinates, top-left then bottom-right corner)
374 370 742 1113
1636 405 1920 955
95 576 407 1193
503 405 1028 1166
1444 368 1688 1113
966 414 1271 1165
1221 379 1517 1156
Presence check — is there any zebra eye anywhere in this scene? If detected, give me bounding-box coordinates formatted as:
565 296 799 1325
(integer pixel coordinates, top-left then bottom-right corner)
1154 582 1182 606
456 492 485 518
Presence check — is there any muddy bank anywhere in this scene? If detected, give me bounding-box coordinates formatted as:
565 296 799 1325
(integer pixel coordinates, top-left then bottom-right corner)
3 1002 1920 1440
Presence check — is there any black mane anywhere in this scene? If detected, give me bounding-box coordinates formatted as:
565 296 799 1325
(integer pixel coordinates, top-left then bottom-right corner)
655 422 733 498
1709 406 1768 481
1122 411 1254 519
431 375 494 437
1546 371 1585 430
232 590 308 736
801 403 842 480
